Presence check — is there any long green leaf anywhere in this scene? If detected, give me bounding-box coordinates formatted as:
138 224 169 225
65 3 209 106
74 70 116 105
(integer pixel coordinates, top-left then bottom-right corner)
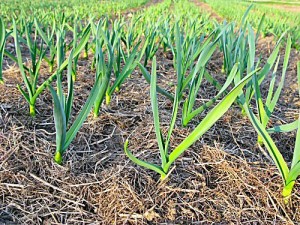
244 107 289 182
291 62 300 168
253 73 267 126
268 120 298 133
124 140 166 178
49 86 67 158
64 75 101 150
0 17 5 84
164 70 255 172
183 64 240 125
268 36 291 114
65 50 74 124
139 63 174 101
265 56 280 107
286 161 300 186
33 24 91 101
151 57 167 167
13 20 33 98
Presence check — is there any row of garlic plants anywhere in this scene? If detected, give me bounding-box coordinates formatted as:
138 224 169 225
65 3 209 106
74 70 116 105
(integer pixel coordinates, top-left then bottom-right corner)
205 0 300 49
0 0 149 23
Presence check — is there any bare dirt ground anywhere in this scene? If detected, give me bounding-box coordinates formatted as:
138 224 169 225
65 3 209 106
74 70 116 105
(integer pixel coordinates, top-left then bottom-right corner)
122 0 163 17
268 4 300 12
190 0 223 22
1 1 300 225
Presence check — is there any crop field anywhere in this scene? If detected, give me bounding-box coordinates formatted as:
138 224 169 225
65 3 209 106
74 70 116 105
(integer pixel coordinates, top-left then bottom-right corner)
0 0 300 224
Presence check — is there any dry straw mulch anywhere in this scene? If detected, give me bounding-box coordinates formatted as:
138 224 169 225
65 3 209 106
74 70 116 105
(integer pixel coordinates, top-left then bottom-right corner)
1 30 300 224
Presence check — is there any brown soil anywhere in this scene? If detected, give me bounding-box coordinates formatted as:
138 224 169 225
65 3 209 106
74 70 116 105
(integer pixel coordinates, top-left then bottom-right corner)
268 4 300 13
122 0 164 16
190 0 223 22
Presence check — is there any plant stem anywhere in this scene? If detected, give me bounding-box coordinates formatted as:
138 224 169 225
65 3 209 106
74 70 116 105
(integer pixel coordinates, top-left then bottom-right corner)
29 104 36 117
93 111 99 118
83 43 88 59
160 173 167 181
49 64 53 73
257 135 264 146
54 151 63 164
105 92 111 105
282 181 295 204
241 108 247 117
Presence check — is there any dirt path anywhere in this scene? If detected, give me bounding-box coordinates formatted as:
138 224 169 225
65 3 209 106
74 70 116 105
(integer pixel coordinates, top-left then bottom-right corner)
190 0 223 22
267 4 300 12
121 0 163 16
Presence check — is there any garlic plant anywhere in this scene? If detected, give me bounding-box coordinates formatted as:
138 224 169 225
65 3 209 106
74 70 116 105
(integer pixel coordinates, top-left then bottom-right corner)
125 57 256 180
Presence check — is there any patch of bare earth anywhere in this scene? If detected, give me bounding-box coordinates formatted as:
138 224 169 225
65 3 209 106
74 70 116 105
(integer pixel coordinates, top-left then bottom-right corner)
190 0 223 22
122 0 163 17
262 4 300 13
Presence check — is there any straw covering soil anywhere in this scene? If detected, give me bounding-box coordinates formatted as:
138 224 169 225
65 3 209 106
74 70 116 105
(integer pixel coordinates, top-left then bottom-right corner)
1 39 300 224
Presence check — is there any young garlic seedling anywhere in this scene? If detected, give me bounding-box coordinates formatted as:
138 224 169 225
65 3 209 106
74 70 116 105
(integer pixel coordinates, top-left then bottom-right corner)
124 56 256 180
244 62 300 203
